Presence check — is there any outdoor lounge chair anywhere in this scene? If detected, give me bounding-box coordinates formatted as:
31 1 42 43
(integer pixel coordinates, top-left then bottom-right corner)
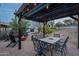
6 31 17 48
54 36 69 56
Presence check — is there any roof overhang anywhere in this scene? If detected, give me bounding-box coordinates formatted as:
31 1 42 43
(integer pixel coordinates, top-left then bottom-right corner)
0 23 9 28
15 3 79 22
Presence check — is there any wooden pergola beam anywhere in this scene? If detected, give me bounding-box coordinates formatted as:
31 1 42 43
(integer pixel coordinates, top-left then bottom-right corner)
70 16 79 21
23 4 79 22
24 4 46 17
38 4 79 19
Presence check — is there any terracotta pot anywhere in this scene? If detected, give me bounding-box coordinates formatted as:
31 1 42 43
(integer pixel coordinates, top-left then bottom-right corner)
21 36 27 41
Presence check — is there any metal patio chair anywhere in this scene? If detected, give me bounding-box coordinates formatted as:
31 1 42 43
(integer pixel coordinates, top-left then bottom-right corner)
31 35 50 56
6 32 17 48
54 36 69 56
31 35 43 56
40 41 52 56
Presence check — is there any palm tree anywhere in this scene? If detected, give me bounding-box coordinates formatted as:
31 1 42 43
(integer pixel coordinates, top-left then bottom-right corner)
9 15 29 35
63 19 73 26
55 22 64 27
9 15 18 32
20 18 29 35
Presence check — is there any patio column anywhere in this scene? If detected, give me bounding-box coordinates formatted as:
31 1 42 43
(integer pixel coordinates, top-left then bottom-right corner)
4 27 6 31
78 21 79 48
43 22 47 37
18 15 22 50
70 16 79 49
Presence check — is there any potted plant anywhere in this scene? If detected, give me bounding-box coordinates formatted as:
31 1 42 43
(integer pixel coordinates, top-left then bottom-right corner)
21 32 28 41
20 19 29 41
9 16 29 41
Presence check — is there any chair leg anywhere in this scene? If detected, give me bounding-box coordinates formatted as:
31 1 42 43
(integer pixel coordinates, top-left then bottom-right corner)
61 47 67 56
64 46 67 56
12 42 17 47
6 42 12 47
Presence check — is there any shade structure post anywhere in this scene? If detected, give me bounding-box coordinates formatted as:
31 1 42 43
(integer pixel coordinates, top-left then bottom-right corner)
43 22 47 37
70 15 79 49
78 21 79 48
77 15 79 49
4 27 6 31
18 15 22 50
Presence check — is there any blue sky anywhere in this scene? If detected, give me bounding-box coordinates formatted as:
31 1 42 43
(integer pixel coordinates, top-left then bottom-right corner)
0 3 22 22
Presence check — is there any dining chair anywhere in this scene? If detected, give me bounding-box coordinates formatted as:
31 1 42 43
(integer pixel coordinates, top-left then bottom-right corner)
31 35 43 56
31 35 51 56
40 41 51 56
53 34 60 38
54 36 69 56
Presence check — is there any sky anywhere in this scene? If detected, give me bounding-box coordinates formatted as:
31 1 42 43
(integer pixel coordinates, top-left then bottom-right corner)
0 3 73 24
0 3 22 23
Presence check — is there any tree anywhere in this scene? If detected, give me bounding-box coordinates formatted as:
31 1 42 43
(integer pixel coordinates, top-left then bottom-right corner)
55 22 64 27
38 23 55 35
9 16 29 35
9 15 18 32
20 18 29 35
72 20 78 25
63 19 73 26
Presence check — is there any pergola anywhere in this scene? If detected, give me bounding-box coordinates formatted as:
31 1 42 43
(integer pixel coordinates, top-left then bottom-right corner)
0 23 9 31
15 3 79 50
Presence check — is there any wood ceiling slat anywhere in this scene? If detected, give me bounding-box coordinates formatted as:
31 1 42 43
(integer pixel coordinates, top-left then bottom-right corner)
15 3 79 22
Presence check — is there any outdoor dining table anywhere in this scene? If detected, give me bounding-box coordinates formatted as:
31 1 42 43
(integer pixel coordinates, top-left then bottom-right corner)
39 37 61 55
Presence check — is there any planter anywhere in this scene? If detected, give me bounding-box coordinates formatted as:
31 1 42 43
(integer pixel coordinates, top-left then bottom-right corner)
21 35 27 41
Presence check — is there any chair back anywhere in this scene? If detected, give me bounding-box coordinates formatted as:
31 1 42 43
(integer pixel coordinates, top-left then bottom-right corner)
54 34 60 38
9 33 16 43
31 35 40 50
62 36 69 48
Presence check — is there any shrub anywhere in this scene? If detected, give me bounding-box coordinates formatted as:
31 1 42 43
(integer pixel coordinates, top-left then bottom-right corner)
39 24 56 34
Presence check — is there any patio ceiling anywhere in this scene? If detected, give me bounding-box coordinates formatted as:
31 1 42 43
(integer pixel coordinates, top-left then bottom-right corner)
15 3 79 22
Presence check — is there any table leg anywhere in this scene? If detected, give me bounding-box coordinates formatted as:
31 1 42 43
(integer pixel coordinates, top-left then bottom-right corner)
48 45 53 56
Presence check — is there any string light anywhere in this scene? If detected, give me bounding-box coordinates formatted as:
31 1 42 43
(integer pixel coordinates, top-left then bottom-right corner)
27 8 29 11
46 5 49 9
34 3 37 6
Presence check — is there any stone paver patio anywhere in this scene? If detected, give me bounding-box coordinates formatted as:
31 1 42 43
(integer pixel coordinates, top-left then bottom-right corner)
0 28 79 56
